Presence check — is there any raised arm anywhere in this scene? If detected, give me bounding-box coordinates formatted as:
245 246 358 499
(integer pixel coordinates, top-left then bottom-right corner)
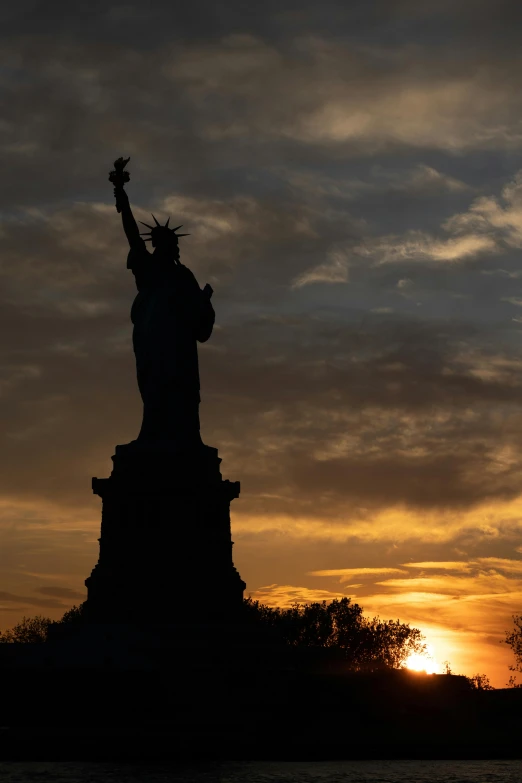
109 157 142 250
115 186 142 249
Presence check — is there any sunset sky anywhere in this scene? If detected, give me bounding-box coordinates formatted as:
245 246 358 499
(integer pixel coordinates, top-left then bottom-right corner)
2 0 522 685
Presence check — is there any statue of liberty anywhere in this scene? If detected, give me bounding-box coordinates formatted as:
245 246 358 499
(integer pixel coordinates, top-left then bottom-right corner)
109 157 215 452
83 157 244 624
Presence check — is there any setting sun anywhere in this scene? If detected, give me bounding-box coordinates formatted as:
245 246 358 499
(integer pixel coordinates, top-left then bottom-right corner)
404 647 442 674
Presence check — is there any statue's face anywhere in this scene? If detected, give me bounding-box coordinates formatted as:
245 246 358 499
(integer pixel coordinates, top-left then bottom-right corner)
151 235 180 260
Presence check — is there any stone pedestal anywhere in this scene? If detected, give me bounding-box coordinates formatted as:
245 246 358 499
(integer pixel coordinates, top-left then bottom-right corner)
84 442 246 624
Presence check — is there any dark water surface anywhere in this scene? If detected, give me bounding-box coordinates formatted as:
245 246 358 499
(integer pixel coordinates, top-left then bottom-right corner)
0 761 521 782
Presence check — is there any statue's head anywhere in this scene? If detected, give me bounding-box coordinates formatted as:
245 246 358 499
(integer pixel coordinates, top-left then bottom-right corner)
139 215 189 261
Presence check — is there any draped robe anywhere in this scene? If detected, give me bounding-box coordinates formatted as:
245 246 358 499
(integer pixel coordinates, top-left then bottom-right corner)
127 242 215 449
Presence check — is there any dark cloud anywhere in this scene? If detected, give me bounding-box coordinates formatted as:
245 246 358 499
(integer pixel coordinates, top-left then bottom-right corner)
0 590 68 610
3 0 522 220
2 210 522 515
35 586 85 599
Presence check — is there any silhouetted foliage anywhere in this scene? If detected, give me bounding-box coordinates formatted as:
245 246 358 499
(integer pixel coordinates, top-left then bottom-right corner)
466 673 494 690
0 604 87 643
0 598 422 671
0 615 53 643
244 596 425 670
59 603 86 625
505 614 522 687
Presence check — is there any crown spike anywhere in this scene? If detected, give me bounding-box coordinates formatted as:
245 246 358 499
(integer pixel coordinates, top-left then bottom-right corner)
175 233 190 237
165 217 170 228
152 214 161 226
171 224 183 232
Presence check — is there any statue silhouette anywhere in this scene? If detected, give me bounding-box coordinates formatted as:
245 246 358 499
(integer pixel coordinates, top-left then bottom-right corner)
83 158 245 626
109 157 214 451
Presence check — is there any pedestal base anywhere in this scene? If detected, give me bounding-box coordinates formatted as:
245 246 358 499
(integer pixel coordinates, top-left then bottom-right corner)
84 442 245 624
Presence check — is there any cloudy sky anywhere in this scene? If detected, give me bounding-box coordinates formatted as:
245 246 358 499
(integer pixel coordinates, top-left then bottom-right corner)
3 0 522 684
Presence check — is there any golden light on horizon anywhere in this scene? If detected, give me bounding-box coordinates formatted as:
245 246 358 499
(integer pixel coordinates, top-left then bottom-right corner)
404 646 442 675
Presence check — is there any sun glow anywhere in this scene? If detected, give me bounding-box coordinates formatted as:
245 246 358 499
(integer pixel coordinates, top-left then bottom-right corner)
404 646 442 674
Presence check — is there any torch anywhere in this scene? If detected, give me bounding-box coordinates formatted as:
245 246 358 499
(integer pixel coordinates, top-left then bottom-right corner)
108 157 131 213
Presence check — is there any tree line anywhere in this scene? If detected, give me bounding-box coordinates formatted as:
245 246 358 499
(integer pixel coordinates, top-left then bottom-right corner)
1 597 521 685
0 597 424 671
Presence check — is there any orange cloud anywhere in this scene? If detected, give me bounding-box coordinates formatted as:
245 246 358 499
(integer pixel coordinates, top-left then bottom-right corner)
309 567 407 583
248 583 346 608
402 561 471 571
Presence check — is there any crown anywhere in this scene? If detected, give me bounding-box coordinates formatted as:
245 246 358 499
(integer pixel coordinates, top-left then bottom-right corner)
139 215 190 242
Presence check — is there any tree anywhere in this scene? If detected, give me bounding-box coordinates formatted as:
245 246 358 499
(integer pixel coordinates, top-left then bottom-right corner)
467 673 494 690
504 614 522 687
0 615 53 643
244 596 425 670
59 603 86 625
0 603 87 643
357 616 426 670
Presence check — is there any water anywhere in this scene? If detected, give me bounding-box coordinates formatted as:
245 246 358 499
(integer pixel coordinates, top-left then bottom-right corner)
0 761 520 783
